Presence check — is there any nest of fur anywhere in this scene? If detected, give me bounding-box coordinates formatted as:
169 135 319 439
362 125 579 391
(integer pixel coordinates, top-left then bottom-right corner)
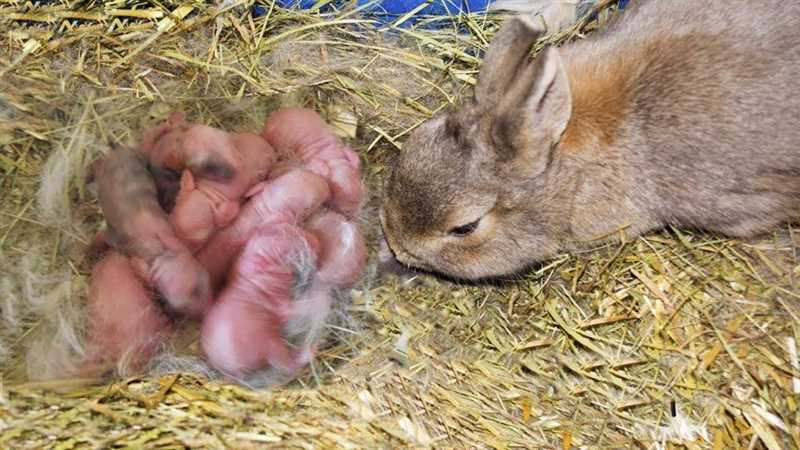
1 1 798 448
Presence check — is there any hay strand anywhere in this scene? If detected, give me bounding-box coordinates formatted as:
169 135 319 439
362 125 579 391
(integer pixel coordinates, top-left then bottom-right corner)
1 1 798 448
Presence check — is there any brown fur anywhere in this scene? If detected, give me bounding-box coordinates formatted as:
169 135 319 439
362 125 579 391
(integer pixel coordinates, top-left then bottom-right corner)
382 0 800 280
560 57 633 150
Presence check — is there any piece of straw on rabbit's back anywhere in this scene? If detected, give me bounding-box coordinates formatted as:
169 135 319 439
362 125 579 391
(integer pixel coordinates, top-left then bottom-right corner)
381 0 800 281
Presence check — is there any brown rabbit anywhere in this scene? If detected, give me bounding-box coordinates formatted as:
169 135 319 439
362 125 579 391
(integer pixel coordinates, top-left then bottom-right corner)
381 0 800 280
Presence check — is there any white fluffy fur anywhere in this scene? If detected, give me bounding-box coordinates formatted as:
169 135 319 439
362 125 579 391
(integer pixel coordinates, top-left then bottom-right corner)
4 105 102 380
36 111 96 226
37 148 74 225
26 280 89 379
0 250 90 381
0 276 18 365
149 353 219 379
640 405 710 450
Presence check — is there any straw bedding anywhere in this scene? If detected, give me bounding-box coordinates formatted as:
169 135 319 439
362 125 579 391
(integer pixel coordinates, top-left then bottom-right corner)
1 1 798 448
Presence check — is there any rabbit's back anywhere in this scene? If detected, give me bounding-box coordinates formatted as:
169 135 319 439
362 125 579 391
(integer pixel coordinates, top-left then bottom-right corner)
607 0 798 40
560 0 800 237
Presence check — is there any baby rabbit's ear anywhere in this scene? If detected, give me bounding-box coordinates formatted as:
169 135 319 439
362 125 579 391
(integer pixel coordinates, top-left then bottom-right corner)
474 16 545 108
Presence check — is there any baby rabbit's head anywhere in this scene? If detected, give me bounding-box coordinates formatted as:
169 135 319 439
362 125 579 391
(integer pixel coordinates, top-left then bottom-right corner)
382 16 573 280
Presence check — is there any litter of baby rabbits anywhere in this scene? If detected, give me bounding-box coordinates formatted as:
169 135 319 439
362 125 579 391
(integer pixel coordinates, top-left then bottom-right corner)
1 0 799 448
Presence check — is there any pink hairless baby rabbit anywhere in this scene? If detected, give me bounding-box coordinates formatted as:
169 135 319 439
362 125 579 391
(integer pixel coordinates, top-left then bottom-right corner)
200 223 322 377
81 251 175 377
138 112 278 251
196 167 331 289
262 108 365 219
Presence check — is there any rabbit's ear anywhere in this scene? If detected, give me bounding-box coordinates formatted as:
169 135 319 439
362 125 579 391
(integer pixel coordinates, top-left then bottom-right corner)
475 16 545 107
490 46 572 174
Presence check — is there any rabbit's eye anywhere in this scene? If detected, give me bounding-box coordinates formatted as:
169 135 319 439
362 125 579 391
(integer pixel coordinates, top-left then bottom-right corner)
448 218 481 236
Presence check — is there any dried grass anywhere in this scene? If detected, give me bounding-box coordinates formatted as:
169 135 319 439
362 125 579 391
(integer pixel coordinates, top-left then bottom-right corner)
1 1 799 448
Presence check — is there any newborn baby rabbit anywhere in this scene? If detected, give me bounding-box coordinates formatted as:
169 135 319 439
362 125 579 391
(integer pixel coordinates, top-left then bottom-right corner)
92 145 213 318
139 112 278 251
382 0 800 280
